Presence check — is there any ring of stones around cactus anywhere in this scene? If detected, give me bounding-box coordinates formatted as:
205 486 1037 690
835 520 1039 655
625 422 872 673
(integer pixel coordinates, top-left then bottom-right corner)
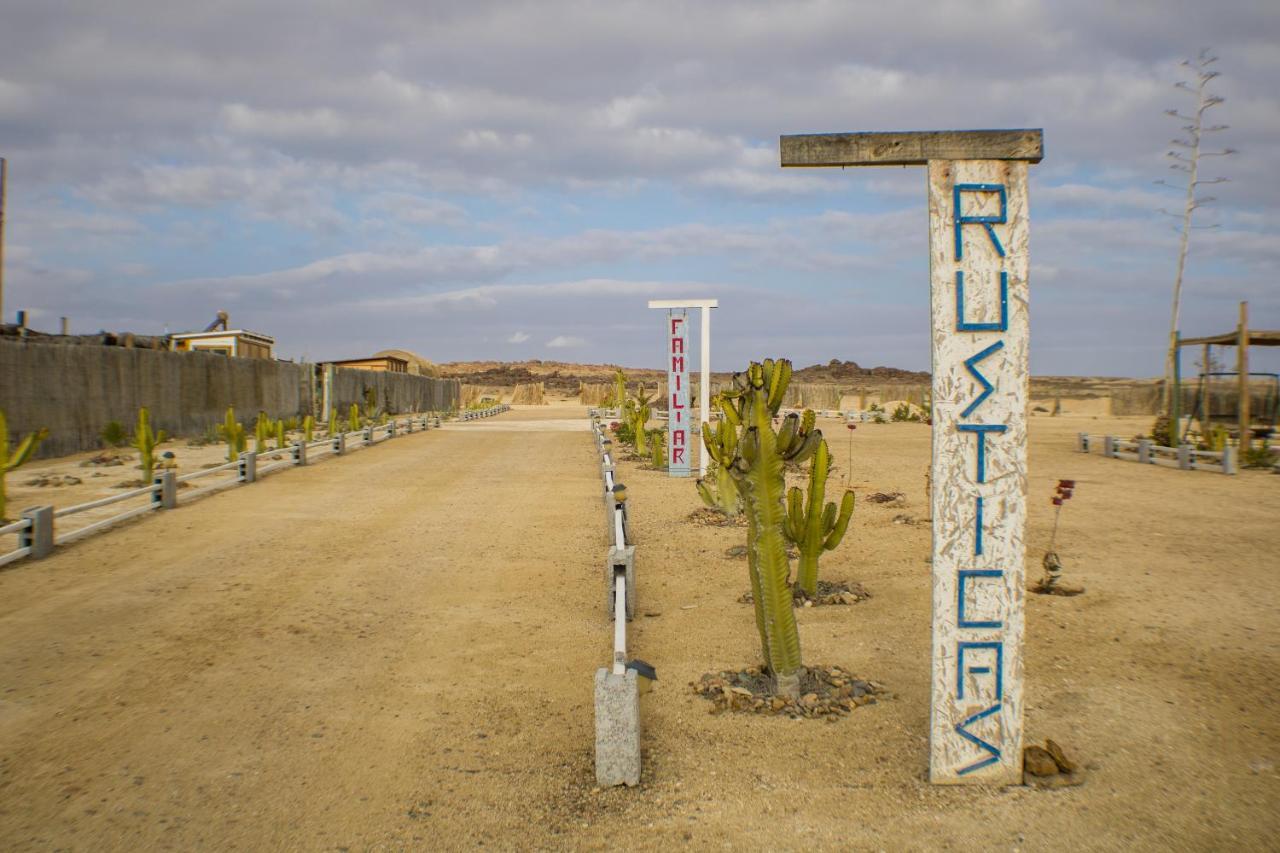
687 507 747 527
693 666 888 719
736 579 870 607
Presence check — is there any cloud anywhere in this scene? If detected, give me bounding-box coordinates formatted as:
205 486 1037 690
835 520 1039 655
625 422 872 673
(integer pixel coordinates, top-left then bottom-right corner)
506 331 530 343
546 335 586 349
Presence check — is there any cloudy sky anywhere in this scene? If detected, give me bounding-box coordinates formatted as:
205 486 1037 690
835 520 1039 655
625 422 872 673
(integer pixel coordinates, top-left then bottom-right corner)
2 0 1277 375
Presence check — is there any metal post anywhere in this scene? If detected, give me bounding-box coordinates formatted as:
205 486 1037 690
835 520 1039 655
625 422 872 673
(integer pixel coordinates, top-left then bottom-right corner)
19 505 53 559
1239 301 1251 452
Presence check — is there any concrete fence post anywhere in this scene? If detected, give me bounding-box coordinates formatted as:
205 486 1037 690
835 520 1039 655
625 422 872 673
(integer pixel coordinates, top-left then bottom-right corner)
605 545 636 619
19 506 54 559
153 470 177 509
292 440 307 466
388 420 397 438
1137 439 1152 465
1177 444 1193 470
333 432 346 455
406 418 415 433
1222 445 1237 476
239 450 257 483
364 426 373 444
594 667 641 787
1103 435 1116 458
1077 432 1090 453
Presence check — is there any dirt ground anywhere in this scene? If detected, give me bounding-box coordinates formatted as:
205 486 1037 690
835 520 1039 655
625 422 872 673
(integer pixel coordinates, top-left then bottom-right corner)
0 405 1276 850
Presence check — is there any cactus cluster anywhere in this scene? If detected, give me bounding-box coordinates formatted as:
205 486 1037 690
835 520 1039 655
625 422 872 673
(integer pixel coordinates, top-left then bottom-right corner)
254 411 273 452
696 399 743 517
131 407 168 482
706 358 855 696
623 387 655 456
0 410 48 521
219 407 247 461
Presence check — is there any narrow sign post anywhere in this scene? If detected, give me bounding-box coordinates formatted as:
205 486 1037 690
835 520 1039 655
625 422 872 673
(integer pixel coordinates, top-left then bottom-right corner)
648 298 717 477
782 129 1042 785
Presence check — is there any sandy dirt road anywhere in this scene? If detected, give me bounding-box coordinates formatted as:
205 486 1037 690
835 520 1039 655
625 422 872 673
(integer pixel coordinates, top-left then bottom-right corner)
0 405 1277 850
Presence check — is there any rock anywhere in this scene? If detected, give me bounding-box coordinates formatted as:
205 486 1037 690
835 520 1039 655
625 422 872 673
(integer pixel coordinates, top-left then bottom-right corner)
1045 739 1077 773
770 697 788 712
800 693 819 709
1023 746 1058 777
643 611 661 618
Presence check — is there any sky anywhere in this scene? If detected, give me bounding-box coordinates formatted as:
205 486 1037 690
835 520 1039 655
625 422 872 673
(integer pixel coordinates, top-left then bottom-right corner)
1 0 1277 376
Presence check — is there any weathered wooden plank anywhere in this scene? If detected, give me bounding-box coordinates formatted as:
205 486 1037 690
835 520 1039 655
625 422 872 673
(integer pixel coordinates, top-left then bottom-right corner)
781 130 1043 167
928 159 1029 785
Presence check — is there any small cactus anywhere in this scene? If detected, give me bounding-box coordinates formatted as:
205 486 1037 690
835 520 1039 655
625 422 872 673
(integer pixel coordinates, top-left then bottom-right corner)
219 406 247 461
303 414 315 443
348 403 360 433
131 407 168 483
1 410 48 521
784 437 855 597
275 418 286 450
328 407 339 437
254 412 273 452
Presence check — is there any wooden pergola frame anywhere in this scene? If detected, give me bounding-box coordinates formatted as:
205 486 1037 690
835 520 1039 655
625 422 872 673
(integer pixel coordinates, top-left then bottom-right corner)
1175 300 1280 450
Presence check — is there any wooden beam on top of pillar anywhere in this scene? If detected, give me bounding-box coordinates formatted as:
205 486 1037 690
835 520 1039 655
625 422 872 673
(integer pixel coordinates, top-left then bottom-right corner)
780 129 1043 168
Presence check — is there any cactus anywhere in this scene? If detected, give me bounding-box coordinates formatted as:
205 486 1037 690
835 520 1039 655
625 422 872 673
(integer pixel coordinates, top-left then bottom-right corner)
219 406 247 461
275 418 286 450
131 407 167 483
303 414 315 443
348 403 360 433
704 359 820 699
254 412 273 452
625 387 654 456
784 437 856 597
609 368 627 409
0 411 48 521
696 402 743 517
328 407 339 437
649 428 665 470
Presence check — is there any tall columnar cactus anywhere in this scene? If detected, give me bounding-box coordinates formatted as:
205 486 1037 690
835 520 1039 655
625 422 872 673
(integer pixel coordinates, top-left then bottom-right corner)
610 368 627 410
784 438 856 597
220 406 247 462
303 414 315 443
254 412 272 452
649 429 665 470
703 359 820 699
348 403 360 433
132 407 167 483
0 411 48 521
275 419 286 450
327 407 339 437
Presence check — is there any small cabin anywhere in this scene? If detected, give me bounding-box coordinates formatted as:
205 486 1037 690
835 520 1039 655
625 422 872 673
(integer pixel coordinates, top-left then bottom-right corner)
328 355 410 373
171 330 275 359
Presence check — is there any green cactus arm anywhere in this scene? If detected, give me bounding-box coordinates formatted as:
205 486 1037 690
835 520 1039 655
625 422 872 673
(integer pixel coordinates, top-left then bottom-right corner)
766 359 792 414
783 485 804 543
5 428 48 471
776 412 799 453
801 409 816 435
822 490 856 551
784 429 823 464
821 501 837 532
695 479 718 510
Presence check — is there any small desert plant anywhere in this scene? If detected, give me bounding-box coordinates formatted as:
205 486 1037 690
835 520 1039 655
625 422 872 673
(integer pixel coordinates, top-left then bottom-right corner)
1 411 48 521
784 438 855 597
648 428 666 469
100 420 128 448
348 403 361 433
131 407 167 483
867 402 883 413
282 416 300 432
611 419 635 447
219 407 247 461
303 414 315 443
1242 438 1275 469
328 407 339 437
1039 479 1076 590
624 387 655 455
1202 424 1229 452
275 419 286 450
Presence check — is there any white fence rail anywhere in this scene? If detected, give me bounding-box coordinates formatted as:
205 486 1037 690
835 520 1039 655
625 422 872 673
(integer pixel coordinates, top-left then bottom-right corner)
1078 432 1237 475
460 404 510 421
1 414 441 568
